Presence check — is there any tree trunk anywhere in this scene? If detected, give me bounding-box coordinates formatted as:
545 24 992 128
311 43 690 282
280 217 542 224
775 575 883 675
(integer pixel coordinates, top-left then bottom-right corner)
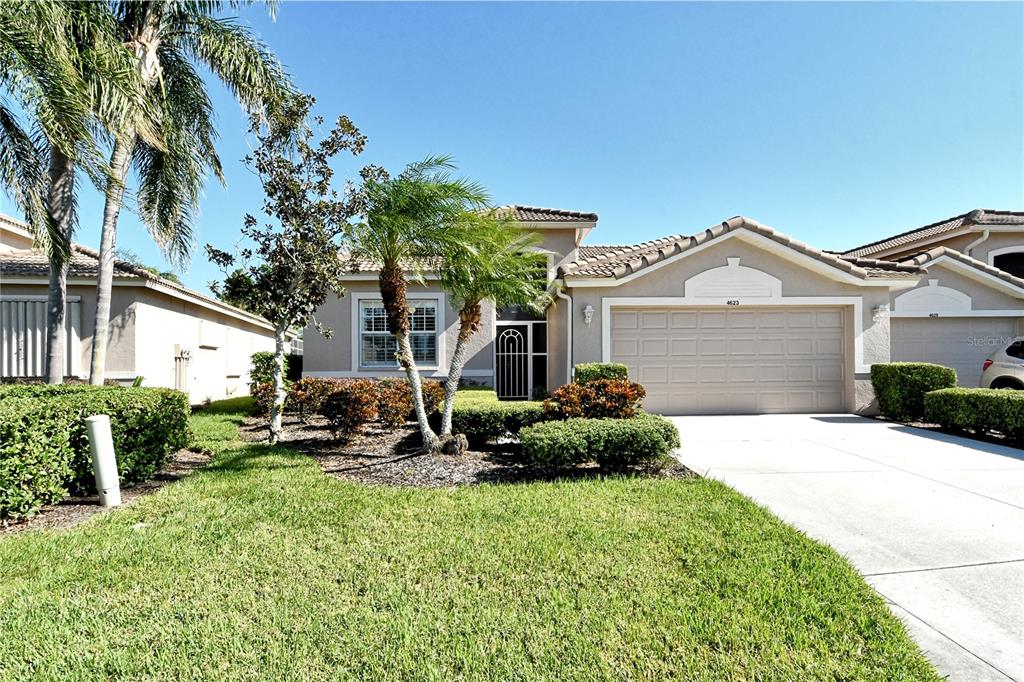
44 147 75 384
89 138 135 385
379 261 439 450
441 311 477 436
268 325 288 445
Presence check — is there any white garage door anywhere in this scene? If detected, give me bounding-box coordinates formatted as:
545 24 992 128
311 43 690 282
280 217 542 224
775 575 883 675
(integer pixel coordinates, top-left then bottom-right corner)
611 307 847 415
891 317 1019 388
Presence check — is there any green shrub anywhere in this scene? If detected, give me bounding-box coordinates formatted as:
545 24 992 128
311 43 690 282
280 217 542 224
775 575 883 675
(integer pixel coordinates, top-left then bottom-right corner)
545 379 647 419
250 351 289 391
321 379 378 438
0 386 191 520
519 414 679 471
450 400 547 448
925 388 1024 442
574 362 629 383
0 400 75 521
871 362 957 421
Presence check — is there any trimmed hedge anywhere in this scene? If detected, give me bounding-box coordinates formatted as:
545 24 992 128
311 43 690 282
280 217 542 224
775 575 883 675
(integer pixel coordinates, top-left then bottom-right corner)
574 362 628 384
925 388 1024 442
0 386 190 520
450 400 547 448
519 414 680 470
871 362 957 421
321 379 378 438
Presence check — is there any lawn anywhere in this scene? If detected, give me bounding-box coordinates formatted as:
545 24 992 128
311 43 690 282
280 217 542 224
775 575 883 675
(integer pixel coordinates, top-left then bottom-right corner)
0 404 939 681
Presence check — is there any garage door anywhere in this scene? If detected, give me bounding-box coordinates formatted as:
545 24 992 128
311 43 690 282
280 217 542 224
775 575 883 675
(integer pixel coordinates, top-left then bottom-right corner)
611 307 847 415
892 317 1018 388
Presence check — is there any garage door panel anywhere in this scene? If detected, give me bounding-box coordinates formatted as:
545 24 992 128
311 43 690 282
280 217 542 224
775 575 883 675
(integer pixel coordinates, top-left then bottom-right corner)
892 317 1018 387
611 306 846 415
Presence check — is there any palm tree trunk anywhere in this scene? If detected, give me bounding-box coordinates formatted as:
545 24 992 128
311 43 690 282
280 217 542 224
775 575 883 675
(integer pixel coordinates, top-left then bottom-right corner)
89 137 135 385
396 330 439 449
268 324 288 445
44 147 75 384
441 311 477 436
379 261 439 449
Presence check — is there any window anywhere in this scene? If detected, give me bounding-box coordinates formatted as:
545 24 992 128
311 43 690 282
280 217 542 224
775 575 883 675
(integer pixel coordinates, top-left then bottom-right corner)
360 299 438 367
1007 340 1024 359
993 252 1024 279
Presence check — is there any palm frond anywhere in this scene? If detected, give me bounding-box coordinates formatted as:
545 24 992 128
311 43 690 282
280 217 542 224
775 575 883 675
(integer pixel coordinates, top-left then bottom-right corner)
0 102 61 255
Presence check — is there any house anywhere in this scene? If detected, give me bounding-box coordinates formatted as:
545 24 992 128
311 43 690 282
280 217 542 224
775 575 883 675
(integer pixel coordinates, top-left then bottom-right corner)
298 205 1021 415
0 214 284 403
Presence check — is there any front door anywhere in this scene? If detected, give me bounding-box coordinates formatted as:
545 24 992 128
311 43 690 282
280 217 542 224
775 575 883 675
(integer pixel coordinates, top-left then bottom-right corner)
495 325 529 399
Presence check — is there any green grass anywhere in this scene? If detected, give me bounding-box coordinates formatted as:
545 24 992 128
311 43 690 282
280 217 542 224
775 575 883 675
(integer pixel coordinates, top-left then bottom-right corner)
0 408 939 681
195 395 258 416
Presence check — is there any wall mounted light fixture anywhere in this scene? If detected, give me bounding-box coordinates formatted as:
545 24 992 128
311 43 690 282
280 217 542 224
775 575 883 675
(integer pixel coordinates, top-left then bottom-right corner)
872 303 890 323
583 304 594 327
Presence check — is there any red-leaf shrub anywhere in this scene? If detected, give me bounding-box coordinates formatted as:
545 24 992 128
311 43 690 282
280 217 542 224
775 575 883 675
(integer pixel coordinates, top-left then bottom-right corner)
544 379 646 419
251 381 275 416
377 379 414 429
289 377 342 420
420 380 445 416
321 379 378 438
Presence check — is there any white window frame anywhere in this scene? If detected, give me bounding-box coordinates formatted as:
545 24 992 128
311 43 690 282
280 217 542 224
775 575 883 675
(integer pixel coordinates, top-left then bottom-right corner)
350 292 446 372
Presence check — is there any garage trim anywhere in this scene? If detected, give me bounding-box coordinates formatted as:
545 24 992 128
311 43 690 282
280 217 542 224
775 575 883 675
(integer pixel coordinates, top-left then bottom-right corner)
600 296 868 372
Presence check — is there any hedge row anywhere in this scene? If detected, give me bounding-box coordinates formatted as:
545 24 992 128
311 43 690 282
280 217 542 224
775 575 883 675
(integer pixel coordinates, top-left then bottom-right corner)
519 414 680 470
871 362 957 421
0 386 191 521
574 362 628 384
449 400 547 448
925 388 1024 442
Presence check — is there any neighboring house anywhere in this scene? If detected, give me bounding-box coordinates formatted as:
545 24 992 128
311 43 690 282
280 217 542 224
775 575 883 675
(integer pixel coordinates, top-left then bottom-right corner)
0 215 285 403
303 205 1024 415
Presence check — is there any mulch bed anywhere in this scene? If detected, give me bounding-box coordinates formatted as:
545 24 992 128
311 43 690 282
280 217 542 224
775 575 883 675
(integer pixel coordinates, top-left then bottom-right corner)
242 414 696 487
0 448 212 536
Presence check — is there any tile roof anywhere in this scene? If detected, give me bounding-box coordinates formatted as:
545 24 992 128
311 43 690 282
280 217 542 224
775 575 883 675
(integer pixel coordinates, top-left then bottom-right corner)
498 205 598 223
560 217 925 281
0 245 275 327
338 253 443 274
899 246 1024 292
842 209 1024 258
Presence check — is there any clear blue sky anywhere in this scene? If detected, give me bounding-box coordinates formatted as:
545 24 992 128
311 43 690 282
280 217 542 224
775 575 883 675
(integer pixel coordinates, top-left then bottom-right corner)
6 1 1022 293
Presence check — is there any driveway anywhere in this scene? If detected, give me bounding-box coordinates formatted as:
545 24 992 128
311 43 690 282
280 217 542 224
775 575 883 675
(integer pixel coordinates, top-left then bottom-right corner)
670 414 1024 681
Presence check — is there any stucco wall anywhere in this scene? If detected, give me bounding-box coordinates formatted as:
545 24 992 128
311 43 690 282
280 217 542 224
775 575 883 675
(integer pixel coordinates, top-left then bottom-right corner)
563 237 898 413
971 231 1024 266
132 288 276 402
303 280 495 381
891 262 1024 312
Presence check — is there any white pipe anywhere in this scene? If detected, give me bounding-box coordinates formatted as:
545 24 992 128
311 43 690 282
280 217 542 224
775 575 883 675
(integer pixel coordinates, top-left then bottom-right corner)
964 228 989 258
85 415 121 507
555 287 573 384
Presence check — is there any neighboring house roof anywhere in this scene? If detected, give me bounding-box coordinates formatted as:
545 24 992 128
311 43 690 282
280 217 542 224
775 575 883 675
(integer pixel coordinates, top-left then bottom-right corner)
899 246 1024 293
338 253 443 275
498 205 599 223
842 209 1024 258
0 244 278 331
559 216 925 281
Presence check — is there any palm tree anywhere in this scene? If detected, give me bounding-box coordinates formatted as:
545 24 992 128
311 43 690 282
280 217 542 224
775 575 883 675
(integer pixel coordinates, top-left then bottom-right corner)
352 156 487 451
437 214 551 441
89 0 294 385
1 0 158 383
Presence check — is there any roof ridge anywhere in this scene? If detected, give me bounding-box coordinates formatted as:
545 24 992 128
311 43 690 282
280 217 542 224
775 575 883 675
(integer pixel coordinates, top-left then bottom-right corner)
841 209 1024 257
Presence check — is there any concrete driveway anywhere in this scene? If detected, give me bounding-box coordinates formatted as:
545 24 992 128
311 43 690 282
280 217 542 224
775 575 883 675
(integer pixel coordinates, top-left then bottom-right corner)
670 414 1024 681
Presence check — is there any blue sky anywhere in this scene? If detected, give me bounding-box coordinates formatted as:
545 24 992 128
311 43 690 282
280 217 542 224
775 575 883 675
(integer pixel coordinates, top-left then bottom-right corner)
5 1 1022 293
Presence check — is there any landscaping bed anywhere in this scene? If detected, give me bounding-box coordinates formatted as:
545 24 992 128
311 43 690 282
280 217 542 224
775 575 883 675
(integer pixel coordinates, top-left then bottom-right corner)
243 414 695 486
0 406 940 680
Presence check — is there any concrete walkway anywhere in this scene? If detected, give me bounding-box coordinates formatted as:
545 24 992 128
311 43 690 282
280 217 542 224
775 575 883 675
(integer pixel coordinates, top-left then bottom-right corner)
669 414 1024 681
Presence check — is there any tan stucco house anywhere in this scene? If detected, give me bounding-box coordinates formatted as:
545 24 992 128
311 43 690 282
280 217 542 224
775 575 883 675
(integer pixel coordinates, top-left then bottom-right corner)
302 206 1024 415
0 214 282 403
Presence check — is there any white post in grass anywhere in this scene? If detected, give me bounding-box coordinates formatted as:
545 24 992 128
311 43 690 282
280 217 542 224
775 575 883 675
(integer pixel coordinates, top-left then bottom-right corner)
85 415 121 507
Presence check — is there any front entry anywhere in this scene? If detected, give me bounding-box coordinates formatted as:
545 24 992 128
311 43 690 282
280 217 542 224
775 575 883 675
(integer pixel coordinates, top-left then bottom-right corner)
495 322 547 400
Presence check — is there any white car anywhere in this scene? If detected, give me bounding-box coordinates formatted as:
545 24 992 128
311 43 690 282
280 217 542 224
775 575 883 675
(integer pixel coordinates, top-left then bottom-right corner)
980 338 1024 389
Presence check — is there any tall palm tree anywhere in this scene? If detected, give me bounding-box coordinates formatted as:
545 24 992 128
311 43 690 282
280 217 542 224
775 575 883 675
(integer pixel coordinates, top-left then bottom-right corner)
352 156 487 451
89 0 294 385
1 0 158 383
437 215 551 440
